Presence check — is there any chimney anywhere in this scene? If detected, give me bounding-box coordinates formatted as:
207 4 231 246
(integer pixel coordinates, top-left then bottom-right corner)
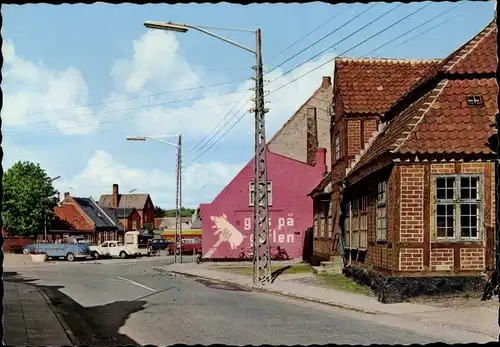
64 192 70 199
315 148 327 174
112 184 119 208
306 107 319 165
322 76 332 88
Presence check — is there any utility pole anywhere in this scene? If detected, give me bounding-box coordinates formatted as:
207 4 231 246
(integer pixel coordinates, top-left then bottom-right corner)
252 28 272 285
141 21 271 283
175 135 182 264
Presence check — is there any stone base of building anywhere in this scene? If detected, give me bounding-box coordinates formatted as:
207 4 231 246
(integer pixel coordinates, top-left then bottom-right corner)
343 265 487 304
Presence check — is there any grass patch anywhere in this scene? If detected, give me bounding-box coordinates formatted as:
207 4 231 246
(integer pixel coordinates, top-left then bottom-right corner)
316 274 373 296
217 264 313 276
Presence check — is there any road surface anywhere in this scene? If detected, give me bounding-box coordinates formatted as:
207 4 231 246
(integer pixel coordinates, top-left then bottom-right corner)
5 257 494 345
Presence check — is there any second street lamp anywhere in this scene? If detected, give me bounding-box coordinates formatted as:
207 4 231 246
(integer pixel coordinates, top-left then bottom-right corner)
126 135 183 264
143 21 271 285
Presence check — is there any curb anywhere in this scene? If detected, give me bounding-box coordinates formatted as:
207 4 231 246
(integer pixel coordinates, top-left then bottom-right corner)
38 287 81 346
168 269 380 315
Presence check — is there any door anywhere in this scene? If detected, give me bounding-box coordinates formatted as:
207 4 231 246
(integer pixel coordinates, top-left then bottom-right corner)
100 241 109 255
108 241 119 257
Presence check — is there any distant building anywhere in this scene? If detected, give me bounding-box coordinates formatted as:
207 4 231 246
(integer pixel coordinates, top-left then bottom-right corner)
98 183 155 229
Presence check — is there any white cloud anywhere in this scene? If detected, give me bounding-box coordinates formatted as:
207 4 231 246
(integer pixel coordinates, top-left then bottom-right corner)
57 150 244 208
2 40 98 135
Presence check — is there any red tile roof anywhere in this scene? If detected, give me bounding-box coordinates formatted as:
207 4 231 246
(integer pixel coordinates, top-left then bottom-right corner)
335 58 440 114
53 203 94 231
440 21 496 75
345 21 497 179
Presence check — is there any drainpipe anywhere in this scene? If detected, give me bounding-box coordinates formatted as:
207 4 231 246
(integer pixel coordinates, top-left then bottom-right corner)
349 201 353 266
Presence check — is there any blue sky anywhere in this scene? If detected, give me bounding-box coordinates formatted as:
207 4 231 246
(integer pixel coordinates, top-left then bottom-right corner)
2 1 495 208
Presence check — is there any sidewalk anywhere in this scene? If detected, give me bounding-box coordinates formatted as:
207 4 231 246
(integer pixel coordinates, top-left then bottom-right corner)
4 281 76 346
165 262 499 338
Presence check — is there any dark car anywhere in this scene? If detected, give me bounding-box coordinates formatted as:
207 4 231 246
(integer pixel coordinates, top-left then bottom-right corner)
147 239 173 254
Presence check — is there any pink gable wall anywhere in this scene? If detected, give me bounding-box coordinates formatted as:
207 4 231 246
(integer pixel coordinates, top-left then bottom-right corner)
200 148 326 260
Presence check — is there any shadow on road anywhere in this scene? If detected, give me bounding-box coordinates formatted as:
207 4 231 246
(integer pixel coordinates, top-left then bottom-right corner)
4 271 145 346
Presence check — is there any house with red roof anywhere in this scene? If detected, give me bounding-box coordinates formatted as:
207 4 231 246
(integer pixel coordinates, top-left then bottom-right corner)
50 192 137 244
309 57 439 263
311 21 497 302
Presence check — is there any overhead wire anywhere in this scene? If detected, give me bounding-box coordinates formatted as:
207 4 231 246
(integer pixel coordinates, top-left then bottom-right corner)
183 1 453 164
267 1 434 97
265 4 375 77
263 2 405 90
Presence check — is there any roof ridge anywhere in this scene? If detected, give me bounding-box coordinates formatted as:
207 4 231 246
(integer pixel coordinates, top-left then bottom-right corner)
90 197 117 227
335 57 441 64
441 21 496 73
390 80 449 153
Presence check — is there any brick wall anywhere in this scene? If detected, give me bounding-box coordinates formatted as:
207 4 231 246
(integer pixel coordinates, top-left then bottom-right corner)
460 248 485 271
347 120 361 156
363 119 378 148
306 107 319 165
399 248 424 271
430 248 454 271
400 165 424 243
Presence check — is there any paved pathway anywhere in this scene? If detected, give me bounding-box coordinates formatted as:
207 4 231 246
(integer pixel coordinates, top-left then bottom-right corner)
8 257 494 345
4 279 74 346
165 262 500 339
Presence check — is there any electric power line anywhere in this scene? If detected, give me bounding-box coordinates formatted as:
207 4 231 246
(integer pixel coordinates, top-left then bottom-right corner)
267 4 353 62
186 91 251 155
265 2 405 89
268 1 434 97
361 2 462 57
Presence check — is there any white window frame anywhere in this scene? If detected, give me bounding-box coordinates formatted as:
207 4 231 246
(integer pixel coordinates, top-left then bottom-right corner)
376 181 387 241
132 220 137 230
249 181 273 206
434 174 483 242
334 136 341 161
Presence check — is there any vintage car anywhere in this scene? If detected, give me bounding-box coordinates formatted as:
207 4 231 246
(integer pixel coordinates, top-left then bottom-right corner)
23 237 90 261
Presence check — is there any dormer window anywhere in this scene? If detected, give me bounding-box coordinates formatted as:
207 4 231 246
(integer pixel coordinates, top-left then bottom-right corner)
466 95 484 106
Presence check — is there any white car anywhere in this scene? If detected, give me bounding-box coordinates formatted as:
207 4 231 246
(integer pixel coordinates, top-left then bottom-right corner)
89 241 133 260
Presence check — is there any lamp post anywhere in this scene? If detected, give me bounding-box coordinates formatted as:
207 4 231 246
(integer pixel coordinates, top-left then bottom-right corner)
45 175 61 241
143 21 271 285
127 135 183 264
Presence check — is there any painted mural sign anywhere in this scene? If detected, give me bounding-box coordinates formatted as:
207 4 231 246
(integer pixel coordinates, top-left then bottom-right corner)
204 212 300 259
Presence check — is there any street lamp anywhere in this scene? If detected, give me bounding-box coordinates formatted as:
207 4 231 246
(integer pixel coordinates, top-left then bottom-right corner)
143 21 271 285
127 135 183 264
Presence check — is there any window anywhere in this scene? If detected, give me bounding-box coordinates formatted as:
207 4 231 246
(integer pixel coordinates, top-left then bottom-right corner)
360 196 368 248
132 220 137 230
249 181 273 206
435 175 482 240
466 95 484 106
376 181 387 241
334 136 341 160
351 198 360 248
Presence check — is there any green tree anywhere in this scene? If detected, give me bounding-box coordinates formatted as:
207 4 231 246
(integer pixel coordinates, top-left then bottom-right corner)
163 208 194 217
3 161 59 236
154 206 166 218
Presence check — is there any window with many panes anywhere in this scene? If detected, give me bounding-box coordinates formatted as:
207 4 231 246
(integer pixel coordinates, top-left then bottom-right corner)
376 181 387 241
334 136 341 161
434 175 482 240
360 196 368 248
249 181 273 206
351 198 360 247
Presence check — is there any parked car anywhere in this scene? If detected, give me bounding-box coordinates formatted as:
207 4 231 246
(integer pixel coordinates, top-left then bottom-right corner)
147 239 174 255
23 238 90 261
89 241 134 260
167 238 201 255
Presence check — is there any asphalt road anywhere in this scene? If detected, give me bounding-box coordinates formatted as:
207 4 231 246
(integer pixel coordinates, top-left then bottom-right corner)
6 257 495 345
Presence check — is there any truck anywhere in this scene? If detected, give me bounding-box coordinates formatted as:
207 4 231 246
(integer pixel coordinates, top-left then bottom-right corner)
22 238 90 262
124 231 153 257
89 241 134 260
